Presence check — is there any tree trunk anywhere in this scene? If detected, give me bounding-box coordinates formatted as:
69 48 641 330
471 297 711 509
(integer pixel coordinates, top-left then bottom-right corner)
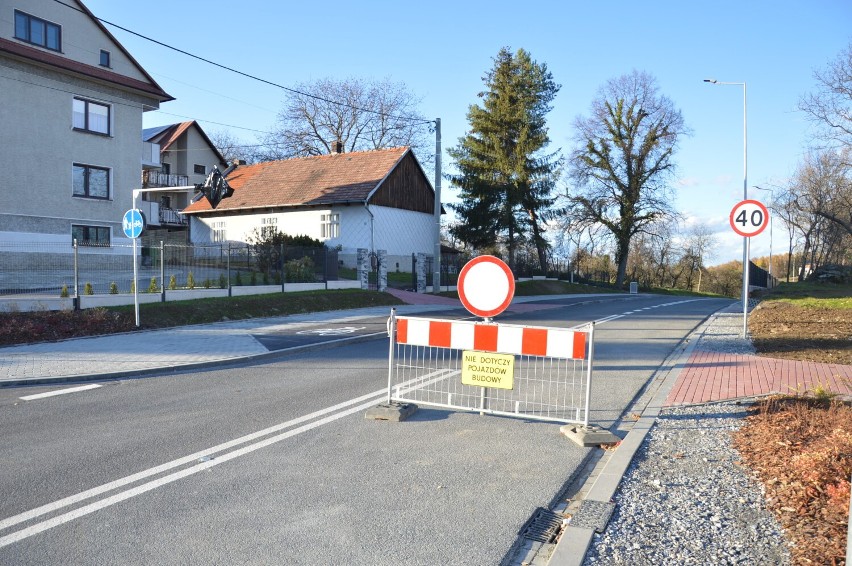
615 238 630 287
528 211 548 272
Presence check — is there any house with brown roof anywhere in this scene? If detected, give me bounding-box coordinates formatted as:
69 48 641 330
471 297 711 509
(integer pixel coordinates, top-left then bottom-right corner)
0 0 172 247
182 146 439 269
140 121 227 234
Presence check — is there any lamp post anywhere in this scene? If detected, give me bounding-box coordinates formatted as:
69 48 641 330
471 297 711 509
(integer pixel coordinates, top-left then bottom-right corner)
705 79 748 338
754 185 774 284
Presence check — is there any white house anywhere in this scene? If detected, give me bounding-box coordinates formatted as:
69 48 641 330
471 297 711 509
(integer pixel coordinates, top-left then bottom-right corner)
0 0 172 246
182 146 440 270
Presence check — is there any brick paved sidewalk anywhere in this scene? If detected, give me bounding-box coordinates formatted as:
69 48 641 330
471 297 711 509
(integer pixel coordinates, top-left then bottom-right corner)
666 349 852 406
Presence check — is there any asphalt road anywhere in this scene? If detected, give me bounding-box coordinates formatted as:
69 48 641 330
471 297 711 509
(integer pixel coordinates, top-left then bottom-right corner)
0 294 732 565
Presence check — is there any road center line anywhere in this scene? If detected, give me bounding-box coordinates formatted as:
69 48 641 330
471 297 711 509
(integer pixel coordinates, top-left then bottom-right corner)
20 384 101 401
0 387 387 532
0 398 379 549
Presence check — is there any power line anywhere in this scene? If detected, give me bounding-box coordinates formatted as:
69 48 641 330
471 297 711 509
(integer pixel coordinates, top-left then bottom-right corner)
51 0 435 126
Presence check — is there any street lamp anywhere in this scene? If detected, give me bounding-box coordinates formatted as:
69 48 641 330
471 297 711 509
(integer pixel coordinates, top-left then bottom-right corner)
705 78 749 338
754 185 774 284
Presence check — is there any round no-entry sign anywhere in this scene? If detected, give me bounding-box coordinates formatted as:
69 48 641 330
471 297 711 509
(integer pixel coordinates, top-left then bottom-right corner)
457 256 515 318
729 199 769 237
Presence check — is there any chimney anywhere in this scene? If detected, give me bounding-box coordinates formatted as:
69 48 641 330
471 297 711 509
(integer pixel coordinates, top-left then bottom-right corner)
332 140 343 154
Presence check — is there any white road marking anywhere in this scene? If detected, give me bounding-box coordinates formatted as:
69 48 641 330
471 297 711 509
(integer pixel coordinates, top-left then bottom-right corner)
0 387 387 533
19 384 102 401
0 398 379 549
0 366 446 544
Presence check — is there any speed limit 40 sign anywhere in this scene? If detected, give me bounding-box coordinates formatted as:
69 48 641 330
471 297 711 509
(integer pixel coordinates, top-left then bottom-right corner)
730 199 769 237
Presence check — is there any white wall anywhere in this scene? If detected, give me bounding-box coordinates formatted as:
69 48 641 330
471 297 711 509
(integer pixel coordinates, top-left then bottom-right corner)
189 204 435 270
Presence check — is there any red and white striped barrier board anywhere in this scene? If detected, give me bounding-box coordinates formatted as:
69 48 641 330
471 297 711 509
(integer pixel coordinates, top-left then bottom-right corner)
395 317 587 360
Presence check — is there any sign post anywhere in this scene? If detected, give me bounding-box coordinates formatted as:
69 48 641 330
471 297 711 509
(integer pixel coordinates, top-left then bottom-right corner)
729 199 769 338
457 255 516 413
123 208 145 327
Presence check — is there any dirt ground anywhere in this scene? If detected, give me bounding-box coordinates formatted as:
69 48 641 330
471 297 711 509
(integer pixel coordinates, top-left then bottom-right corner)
733 397 851 565
750 301 852 365
739 298 851 565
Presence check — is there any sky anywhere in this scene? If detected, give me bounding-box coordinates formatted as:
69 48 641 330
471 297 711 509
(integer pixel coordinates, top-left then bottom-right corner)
80 0 852 266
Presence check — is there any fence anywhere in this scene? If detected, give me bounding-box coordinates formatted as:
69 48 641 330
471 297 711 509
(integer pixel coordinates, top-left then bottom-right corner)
0 240 340 297
748 260 778 289
386 311 594 425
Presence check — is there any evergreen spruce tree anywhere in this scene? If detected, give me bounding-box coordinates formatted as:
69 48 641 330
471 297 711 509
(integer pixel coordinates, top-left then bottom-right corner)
448 47 560 270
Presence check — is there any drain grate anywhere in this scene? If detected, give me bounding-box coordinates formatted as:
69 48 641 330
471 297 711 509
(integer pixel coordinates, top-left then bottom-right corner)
569 500 616 533
518 507 564 543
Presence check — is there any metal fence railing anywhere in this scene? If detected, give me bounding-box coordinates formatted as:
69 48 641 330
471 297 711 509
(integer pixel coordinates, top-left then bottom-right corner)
386 311 594 425
0 241 341 297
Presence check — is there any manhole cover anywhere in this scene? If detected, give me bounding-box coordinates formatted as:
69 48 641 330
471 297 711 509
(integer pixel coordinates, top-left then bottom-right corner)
518 507 563 543
569 500 616 533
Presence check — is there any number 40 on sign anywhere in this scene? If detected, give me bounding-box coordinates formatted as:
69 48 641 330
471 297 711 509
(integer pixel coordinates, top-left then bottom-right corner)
729 199 769 238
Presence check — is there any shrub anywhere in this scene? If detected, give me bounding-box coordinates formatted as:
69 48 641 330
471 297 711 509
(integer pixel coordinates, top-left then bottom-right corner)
250 271 257 285
186 271 195 289
84 282 93 295
219 274 227 289
168 275 177 290
109 282 118 295
147 277 159 294
235 271 243 286
60 285 69 298
130 280 136 294
285 257 316 283
203 278 212 289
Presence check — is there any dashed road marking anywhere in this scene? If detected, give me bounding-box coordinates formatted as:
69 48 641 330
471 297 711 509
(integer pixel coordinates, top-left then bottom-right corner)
20 384 102 401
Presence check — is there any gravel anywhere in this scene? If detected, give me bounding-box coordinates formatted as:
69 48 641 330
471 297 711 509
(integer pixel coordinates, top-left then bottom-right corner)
582 310 792 565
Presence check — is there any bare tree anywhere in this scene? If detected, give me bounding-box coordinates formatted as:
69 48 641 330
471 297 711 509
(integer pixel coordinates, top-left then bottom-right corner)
260 77 431 162
799 41 852 150
207 129 258 165
565 70 688 286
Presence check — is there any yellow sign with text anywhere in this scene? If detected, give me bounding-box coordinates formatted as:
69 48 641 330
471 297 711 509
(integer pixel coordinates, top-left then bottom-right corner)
461 351 515 390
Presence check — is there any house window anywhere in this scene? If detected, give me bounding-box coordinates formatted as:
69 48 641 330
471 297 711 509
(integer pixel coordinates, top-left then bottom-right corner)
14 11 61 51
212 221 227 243
321 213 340 239
99 50 110 67
260 217 277 238
73 98 110 135
73 164 110 199
194 164 206 175
72 225 110 247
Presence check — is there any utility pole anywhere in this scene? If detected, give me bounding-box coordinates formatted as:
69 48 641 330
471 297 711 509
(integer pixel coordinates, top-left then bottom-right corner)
432 118 442 294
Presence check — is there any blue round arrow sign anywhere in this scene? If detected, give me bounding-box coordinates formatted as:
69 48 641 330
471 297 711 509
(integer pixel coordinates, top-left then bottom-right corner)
123 209 145 239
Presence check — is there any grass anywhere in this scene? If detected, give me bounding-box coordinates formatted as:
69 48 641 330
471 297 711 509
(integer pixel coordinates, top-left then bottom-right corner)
115 289 403 328
0 290 404 346
756 281 852 306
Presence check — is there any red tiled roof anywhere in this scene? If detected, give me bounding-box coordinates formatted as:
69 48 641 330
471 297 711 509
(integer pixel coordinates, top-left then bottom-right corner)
183 147 411 214
0 37 172 101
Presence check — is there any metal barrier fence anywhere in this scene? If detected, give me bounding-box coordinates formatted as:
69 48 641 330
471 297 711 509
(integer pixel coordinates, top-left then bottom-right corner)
386 311 594 425
0 240 340 297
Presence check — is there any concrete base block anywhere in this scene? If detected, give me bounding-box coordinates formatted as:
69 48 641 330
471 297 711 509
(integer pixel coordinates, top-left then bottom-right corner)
560 424 621 447
365 402 418 422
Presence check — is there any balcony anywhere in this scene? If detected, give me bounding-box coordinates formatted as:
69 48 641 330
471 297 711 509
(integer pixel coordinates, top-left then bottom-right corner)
137 201 188 229
159 207 187 227
142 142 160 168
143 170 190 188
